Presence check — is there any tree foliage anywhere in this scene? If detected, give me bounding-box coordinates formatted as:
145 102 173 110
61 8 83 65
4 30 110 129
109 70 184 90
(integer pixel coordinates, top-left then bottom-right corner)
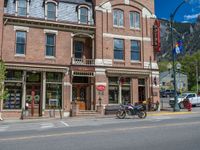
0 60 7 101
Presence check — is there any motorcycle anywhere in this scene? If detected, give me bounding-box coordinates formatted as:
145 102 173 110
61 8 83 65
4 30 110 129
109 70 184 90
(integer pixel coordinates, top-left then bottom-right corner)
116 104 147 119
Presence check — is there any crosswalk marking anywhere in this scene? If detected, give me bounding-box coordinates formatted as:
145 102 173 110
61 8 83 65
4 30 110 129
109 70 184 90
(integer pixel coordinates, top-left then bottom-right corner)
60 121 69 127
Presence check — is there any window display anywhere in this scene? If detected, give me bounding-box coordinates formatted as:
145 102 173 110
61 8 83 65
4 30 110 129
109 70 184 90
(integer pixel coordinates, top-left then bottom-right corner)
4 82 22 109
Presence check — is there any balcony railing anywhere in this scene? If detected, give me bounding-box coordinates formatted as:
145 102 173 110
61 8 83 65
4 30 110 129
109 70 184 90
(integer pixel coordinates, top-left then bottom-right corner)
72 58 95 66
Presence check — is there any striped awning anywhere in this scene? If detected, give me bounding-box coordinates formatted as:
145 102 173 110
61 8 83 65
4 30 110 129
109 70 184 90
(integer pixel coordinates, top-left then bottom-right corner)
6 63 69 73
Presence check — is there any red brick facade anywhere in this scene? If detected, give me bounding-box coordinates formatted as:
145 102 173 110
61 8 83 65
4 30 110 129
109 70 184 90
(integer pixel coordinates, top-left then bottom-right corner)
0 0 160 119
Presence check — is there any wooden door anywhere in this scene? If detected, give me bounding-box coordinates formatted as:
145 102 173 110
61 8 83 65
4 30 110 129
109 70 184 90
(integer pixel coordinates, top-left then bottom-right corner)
73 86 86 110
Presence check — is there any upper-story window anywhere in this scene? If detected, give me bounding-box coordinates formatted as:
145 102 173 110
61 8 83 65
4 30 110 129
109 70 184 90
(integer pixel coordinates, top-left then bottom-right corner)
131 40 141 61
113 9 124 27
47 2 56 20
18 0 27 16
15 0 29 16
130 11 140 29
78 6 91 24
46 33 56 57
45 1 58 21
16 31 26 55
114 39 124 60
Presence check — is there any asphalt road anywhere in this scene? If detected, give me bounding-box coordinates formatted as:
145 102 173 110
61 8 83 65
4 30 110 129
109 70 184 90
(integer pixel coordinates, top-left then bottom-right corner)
0 115 200 150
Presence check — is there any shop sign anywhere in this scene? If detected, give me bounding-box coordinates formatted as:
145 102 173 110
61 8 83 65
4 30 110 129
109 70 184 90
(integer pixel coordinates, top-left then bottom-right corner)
96 85 106 91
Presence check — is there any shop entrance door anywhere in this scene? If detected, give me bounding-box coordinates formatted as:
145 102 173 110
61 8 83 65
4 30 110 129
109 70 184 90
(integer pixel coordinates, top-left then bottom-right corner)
26 72 42 117
72 86 88 110
138 86 146 103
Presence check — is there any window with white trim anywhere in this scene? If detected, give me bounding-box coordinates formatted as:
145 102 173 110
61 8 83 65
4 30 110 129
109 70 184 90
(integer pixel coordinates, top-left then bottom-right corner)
16 31 26 55
15 0 29 16
113 9 124 27
131 40 141 61
47 2 56 20
114 39 124 60
46 33 56 57
78 6 90 24
130 11 140 29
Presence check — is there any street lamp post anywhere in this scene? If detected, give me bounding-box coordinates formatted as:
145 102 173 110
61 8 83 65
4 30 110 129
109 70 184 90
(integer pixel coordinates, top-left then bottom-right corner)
170 0 188 112
176 62 182 93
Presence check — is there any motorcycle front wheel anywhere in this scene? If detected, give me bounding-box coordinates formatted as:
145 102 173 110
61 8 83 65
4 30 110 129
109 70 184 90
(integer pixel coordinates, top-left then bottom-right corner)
116 110 126 119
138 111 147 119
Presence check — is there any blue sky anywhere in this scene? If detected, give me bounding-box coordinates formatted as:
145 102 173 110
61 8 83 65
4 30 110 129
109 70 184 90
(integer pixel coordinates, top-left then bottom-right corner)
155 0 200 22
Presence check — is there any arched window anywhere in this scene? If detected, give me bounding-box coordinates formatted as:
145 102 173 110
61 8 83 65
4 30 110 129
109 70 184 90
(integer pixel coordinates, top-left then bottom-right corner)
113 9 124 27
78 6 91 24
47 2 56 20
130 11 140 29
80 7 88 24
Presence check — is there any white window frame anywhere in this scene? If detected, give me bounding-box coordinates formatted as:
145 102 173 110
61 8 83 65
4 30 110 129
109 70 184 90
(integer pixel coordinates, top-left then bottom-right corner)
113 9 124 27
130 11 141 29
15 0 30 17
45 0 58 21
78 5 91 25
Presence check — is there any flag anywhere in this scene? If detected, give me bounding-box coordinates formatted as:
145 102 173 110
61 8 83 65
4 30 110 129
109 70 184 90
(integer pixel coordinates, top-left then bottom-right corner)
173 40 183 55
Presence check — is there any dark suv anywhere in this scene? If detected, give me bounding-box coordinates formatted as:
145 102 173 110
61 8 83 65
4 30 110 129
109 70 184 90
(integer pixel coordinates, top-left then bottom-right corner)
160 90 174 98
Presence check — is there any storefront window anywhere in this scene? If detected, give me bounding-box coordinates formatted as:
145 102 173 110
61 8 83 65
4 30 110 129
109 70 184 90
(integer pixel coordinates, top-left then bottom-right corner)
109 77 131 104
109 77 118 104
6 70 23 81
4 82 22 109
122 78 131 104
46 72 62 109
46 72 62 82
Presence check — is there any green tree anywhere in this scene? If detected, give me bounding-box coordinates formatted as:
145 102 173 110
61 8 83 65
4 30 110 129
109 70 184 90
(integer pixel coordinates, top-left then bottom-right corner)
180 51 200 92
0 60 7 120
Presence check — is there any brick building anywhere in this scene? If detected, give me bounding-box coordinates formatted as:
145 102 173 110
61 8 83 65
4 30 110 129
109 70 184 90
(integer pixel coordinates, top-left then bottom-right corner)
0 0 160 119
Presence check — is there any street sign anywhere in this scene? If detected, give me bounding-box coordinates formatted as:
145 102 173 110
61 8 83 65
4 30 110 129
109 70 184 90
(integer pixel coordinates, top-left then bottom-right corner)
96 85 106 91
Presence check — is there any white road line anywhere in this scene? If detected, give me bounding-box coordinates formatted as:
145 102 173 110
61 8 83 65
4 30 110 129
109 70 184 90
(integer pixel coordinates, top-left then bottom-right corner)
40 123 54 129
60 121 69 127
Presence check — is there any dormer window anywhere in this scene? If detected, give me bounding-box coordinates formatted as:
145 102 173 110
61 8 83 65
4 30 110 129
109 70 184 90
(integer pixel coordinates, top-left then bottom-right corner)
45 0 58 21
15 0 29 17
78 5 91 24
18 0 27 16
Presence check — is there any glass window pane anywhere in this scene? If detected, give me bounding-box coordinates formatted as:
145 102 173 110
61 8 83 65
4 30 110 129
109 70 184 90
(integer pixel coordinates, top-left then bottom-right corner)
46 72 62 82
80 7 88 24
113 9 124 26
47 3 56 20
16 31 26 54
135 13 140 28
46 34 55 56
130 12 133 27
18 0 26 16
131 40 140 61
114 39 124 60
4 82 22 109
46 84 62 109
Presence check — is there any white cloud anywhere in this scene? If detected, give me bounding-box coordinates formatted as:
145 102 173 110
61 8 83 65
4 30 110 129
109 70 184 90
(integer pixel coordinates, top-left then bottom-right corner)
184 13 200 20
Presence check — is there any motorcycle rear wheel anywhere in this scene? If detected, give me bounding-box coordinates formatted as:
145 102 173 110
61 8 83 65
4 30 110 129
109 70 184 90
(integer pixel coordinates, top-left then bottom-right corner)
138 111 147 119
116 110 126 119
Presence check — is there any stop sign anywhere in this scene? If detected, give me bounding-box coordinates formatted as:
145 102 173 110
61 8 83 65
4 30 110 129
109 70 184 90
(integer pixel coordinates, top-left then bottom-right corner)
96 85 106 91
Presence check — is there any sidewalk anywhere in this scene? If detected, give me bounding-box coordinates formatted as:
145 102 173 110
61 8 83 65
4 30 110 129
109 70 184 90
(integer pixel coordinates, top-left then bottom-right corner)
0 109 198 124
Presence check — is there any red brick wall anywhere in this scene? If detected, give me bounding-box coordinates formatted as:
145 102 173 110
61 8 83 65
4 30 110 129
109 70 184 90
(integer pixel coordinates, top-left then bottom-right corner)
0 0 4 59
94 0 156 68
2 25 72 65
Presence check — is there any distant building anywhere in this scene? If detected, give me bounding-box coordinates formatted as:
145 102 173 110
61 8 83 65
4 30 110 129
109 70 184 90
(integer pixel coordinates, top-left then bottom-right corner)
160 70 188 92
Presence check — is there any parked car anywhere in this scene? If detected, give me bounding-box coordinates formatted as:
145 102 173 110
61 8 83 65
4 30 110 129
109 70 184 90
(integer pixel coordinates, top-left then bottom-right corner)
169 93 200 108
160 90 175 98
